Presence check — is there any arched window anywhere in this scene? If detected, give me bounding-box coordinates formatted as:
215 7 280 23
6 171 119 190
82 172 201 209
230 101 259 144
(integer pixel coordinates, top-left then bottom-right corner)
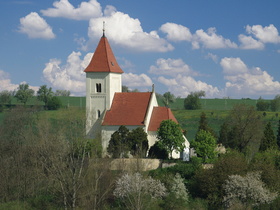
96 83 101 93
97 110 101 118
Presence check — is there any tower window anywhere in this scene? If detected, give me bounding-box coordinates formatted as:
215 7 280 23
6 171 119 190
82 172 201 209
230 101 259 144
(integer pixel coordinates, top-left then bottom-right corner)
96 83 101 92
97 110 101 118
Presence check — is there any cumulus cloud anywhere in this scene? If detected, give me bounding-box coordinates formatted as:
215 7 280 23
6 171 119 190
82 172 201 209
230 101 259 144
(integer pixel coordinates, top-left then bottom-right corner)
42 51 92 95
0 70 39 92
87 7 174 52
246 24 280 44
238 34 265 50
205 53 219 63
160 22 192 42
18 12 55 39
0 70 18 91
149 58 197 76
122 73 153 88
158 75 221 98
220 57 280 97
149 58 221 97
193 27 238 49
41 0 102 20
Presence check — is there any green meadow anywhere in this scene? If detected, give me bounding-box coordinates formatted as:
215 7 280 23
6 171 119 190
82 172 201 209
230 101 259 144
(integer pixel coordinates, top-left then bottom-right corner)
1 96 279 142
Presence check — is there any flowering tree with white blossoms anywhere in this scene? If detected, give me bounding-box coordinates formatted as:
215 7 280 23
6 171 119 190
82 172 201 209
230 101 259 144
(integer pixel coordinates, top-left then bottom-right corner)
113 172 166 210
223 172 278 208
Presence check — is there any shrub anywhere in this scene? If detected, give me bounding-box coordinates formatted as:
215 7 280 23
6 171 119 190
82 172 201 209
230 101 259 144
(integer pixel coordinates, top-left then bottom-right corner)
223 172 278 208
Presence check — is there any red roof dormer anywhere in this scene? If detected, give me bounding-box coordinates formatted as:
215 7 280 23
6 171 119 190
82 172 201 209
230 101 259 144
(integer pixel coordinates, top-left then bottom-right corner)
84 35 124 73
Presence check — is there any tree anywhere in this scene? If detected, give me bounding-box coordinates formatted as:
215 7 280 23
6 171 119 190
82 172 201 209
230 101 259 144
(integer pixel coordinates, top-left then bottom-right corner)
37 85 54 107
36 108 95 209
277 120 280 149
107 125 130 158
218 104 263 158
184 91 205 110
271 95 280 112
163 173 189 209
113 172 166 210
46 96 62 110
15 83 34 105
148 142 169 159
196 112 216 138
260 122 277 151
0 90 13 105
256 97 270 111
128 127 149 157
157 119 185 159
223 172 278 208
193 151 248 206
162 92 175 107
191 130 217 163
54 89 70 96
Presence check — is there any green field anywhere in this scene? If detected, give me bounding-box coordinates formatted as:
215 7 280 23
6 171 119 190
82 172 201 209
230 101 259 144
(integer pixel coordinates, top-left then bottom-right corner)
1 96 278 142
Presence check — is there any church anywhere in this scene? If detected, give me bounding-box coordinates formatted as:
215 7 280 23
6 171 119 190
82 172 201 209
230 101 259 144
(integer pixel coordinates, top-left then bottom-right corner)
84 29 189 159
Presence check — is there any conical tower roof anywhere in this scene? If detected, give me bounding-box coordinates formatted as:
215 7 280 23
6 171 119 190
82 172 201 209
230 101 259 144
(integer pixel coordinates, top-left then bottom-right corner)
84 35 124 73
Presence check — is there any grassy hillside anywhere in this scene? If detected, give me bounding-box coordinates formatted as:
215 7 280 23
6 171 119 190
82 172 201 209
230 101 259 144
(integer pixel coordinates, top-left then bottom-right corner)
1 97 278 142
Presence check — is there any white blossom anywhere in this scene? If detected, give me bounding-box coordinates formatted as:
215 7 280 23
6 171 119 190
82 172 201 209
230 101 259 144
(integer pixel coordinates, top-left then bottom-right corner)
223 172 278 208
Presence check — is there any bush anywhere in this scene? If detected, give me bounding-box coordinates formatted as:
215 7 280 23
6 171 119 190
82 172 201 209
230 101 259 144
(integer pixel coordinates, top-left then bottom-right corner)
223 172 278 208
46 96 62 110
148 142 169 159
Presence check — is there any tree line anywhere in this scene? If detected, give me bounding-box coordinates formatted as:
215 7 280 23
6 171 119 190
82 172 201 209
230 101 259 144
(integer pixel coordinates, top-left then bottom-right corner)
0 84 71 110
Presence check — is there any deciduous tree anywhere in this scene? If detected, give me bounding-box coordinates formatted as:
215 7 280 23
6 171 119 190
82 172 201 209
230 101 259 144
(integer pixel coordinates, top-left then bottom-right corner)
107 125 130 158
15 83 34 105
260 122 277 151
218 104 263 158
191 130 217 163
113 172 166 210
37 85 53 107
223 172 278 208
271 94 280 112
184 91 205 110
128 127 148 158
157 120 185 159
162 91 175 107
0 90 13 105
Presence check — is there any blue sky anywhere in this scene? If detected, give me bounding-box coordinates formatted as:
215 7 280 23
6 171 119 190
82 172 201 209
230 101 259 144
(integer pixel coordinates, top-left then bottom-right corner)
0 0 280 99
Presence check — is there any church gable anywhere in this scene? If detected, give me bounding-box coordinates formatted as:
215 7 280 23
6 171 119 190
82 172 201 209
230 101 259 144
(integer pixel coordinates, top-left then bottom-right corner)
148 107 178 131
102 92 152 126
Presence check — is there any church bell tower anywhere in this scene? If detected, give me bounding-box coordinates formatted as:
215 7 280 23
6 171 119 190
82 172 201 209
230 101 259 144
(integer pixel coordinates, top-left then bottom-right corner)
84 26 123 139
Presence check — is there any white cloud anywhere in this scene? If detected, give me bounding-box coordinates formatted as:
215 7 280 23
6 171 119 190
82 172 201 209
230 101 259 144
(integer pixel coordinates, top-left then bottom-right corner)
0 70 39 92
246 24 280 44
220 57 248 75
238 34 265 50
41 0 102 20
193 27 238 49
18 12 55 39
149 58 197 76
160 22 192 42
0 70 18 92
158 75 221 98
88 9 174 52
149 58 221 98
122 73 153 88
220 57 280 97
42 51 91 95
205 53 219 63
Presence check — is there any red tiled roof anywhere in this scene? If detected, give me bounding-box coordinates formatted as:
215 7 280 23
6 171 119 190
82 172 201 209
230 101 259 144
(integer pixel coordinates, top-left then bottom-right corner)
102 92 152 126
84 36 124 73
148 107 178 131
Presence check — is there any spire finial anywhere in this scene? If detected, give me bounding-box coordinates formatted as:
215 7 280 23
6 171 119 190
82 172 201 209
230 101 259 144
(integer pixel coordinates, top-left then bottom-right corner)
102 21 105 37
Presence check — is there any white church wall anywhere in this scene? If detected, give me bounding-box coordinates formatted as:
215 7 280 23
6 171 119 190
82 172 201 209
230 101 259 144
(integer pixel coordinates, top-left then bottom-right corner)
143 92 158 133
147 131 158 148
